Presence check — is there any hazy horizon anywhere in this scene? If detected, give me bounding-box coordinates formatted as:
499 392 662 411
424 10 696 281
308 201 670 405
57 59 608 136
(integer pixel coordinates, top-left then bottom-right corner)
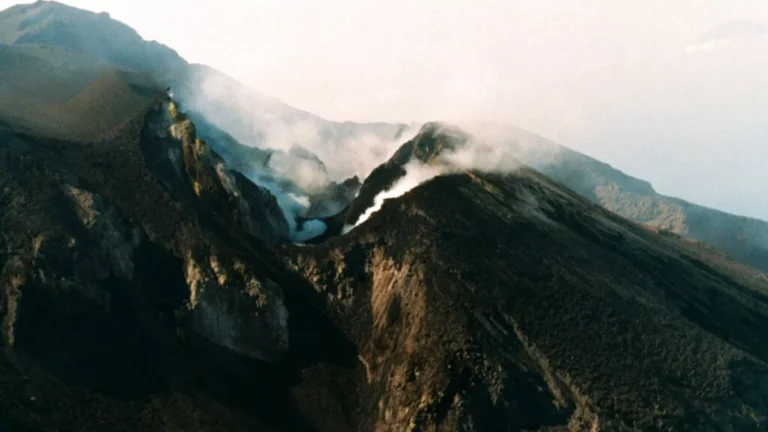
1 0 767 221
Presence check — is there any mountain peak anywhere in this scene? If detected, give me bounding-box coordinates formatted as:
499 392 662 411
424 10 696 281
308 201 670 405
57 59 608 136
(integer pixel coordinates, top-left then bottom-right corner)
0 0 185 72
389 121 472 165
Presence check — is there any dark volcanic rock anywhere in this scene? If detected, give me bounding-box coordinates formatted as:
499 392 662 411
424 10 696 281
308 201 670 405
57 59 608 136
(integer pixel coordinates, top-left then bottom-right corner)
2 3 768 429
285 167 768 431
5 0 766 278
3 88 768 431
466 123 768 274
0 89 352 431
1 0 186 72
143 100 290 244
343 122 471 227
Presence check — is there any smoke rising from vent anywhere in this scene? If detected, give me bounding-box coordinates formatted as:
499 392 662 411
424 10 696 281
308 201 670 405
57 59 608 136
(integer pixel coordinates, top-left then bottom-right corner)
23 0 767 220
294 219 328 243
266 148 330 194
246 175 309 234
343 161 447 233
183 68 420 182
174 68 421 242
344 126 532 233
157 3 765 221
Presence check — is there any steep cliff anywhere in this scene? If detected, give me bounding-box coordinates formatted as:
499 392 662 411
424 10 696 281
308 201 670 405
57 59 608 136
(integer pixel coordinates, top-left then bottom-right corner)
285 166 768 431
0 84 342 430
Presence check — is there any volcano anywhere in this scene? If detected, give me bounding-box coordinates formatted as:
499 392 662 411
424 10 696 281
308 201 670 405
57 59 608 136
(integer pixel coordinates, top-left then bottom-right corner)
1 2 768 431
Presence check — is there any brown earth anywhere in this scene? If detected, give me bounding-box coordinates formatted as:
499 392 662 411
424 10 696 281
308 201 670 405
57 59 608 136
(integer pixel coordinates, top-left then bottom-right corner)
2 89 768 430
1 3 768 429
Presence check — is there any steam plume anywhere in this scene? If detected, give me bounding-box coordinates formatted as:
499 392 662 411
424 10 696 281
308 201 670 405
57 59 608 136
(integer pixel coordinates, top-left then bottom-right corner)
294 219 328 243
173 68 421 241
344 125 527 233
343 161 446 233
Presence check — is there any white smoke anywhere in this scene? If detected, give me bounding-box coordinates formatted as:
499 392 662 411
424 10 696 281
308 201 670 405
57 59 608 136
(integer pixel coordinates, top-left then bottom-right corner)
442 138 521 173
182 68 553 241
343 126 531 234
343 161 447 233
172 69 570 242
174 67 422 241
182 67 420 182
266 149 330 194
459 122 562 169
331 129 420 180
294 219 328 243
247 175 309 233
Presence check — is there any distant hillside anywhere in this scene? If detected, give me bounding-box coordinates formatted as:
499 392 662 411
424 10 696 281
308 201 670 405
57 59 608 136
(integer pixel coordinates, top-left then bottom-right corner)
0 43 114 100
468 123 768 273
0 43 160 141
0 44 160 141
3 3 768 430
160 63 412 180
0 1 412 180
0 0 185 71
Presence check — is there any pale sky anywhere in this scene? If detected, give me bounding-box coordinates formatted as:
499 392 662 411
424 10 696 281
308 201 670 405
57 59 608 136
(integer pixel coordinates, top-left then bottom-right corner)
2 0 767 220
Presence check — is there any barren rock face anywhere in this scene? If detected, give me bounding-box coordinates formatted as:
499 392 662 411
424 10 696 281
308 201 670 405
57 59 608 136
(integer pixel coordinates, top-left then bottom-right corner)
4 92 768 431
285 165 768 431
2 10 768 426
182 249 289 361
144 102 291 244
0 89 316 430
63 185 141 281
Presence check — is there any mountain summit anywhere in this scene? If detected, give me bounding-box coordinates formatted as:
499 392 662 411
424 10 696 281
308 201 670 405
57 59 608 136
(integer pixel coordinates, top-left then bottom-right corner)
0 0 185 71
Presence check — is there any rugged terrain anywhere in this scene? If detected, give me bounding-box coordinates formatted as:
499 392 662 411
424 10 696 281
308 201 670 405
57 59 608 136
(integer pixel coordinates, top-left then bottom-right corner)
288 167 768 431
0 78 356 431
2 0 766 274
3 86 768 429
0 1 411 175
467 123 768 274
2 2 768 431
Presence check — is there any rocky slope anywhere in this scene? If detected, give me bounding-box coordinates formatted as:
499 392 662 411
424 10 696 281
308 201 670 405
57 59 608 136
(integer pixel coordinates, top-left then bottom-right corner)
2 1 765 277
467 123 768 274
0 0 185 72
3 81 768 430
0 82 325 430
2 3 768 431
0 1 411 179
283 125 768 431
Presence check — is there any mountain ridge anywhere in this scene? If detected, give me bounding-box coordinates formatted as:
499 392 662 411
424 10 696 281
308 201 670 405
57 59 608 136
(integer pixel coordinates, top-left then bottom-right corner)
466 123 768 272
2 5 768 429
2 0 766 274
1 53 768 431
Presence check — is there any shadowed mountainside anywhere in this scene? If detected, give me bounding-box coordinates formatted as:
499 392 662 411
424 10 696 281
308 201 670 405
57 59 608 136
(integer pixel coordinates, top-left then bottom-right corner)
1 2 768 430
1 1 765 275
467 123 768 274
0 1 411 178
2 81 768 430
286 167 768 431
0 0 185 71
0 83 357 431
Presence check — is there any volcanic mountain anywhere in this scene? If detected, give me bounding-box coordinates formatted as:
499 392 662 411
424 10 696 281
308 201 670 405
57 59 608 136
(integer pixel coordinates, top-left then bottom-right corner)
2 2 768 431
464 123 768 274
1 0 766 273
3 88 768 430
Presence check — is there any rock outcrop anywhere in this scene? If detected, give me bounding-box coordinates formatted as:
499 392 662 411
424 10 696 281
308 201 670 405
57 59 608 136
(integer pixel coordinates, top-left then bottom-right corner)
0 87 328 430
4 94 768 431
285 166 768 431
2 4 768 426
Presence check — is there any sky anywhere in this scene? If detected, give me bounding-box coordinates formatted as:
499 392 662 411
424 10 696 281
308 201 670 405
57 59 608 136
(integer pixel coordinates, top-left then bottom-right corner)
2 0 767 220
